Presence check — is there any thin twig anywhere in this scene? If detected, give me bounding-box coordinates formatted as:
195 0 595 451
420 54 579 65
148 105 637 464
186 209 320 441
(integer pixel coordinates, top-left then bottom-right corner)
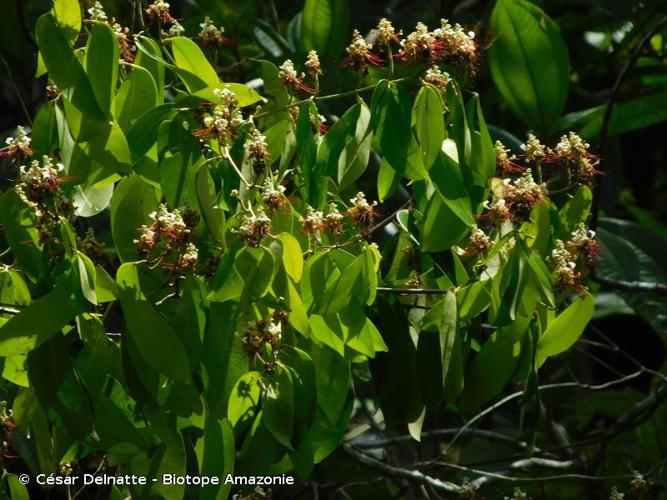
342 444 463 494
592 274 667 295
253 77 414 119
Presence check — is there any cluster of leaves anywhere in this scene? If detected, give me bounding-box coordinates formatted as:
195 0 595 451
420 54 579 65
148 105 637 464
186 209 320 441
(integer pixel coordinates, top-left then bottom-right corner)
0 0 665 499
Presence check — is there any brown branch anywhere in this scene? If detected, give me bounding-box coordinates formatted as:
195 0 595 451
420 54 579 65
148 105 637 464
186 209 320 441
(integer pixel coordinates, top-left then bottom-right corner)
592 274 667 295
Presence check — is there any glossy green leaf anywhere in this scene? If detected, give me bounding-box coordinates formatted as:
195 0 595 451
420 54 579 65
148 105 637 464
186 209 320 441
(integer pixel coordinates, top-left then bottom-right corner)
85 22 119 117
263 367 295 448
536 293 594 367
36 14 105 121
116 263 192 382
461 317 531 411
0 281 81 356
489 0 570 134
228 371 262 431
170 36 220 87
73 182 114 217
116 66 158 132
278 233 304 282
302 0 349 60
413 84 446 169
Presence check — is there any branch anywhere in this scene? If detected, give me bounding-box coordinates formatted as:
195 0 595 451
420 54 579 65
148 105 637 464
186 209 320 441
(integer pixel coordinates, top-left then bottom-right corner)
442 370 647 455
341 444 464 494
353 428 542 454
592 274 667 294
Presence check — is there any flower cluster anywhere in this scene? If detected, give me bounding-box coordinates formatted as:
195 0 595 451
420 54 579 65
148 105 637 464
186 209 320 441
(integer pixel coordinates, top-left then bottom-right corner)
347 191 378 233
244 128 269 172
87 1 107 21
305 50 323 77
241 314 285 371
1 126 32 163
553 132 601 184
195 87 244 146
522 134 546 163
484 169 547 224
0 401 17 458
16 156 73 245
496 132 602 186
87 2 135 61
494 140 523 173
301 206 325 237
342 30 384 71
199 16 229 47
145 0 176 24
374 18 401 49
398 19 477 65
278 59 315 94
135 204 199 271
464 225 492 256
423 65 451 92
235 208 272 246
550 224 598 290
261 178 287 210
299 202 348 238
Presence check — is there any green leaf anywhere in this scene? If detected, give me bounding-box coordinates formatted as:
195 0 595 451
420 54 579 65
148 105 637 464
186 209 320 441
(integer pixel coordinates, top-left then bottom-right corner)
302 0 349 60
559 185 592 235
0 190 45 281
228 371 262 431
278 233 304 282
75 251 97 305
421 194 469 252
126 104 175 164
297 102 320 206
488 0 570 134
263 367 295 448
36 14 105 121
339 102 372 190
0 281 82 356
170 37 220 87
85 22 119 118
36 0 82 77
536 293 594 367
373 84 412 200
370 298 423 427
5 474 30 500
116 66 158 132
578 91 667 139
72 182 114 217
461 317 531 411
413 84 446 169
198 417 235 500
27 334 94 439
237 247 276 305
429 151 474 225
116 263 192 382
110 174 160 262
